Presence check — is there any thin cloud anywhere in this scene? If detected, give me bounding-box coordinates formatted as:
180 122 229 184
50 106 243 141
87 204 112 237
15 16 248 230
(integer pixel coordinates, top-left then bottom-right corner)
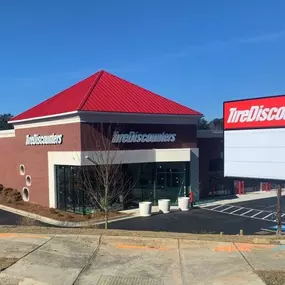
164 30 285 59
233 30 285 44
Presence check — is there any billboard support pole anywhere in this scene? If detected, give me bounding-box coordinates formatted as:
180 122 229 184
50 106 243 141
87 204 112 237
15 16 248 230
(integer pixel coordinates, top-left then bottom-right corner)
276 184 282 236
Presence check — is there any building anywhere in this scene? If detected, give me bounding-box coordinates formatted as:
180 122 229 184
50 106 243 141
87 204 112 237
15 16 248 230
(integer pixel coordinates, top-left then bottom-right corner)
0 70 225 213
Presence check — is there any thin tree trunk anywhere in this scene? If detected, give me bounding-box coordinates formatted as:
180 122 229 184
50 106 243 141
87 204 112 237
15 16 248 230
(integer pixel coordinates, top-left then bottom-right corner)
104 209 108 230
104 184 108 230
276 184 282 236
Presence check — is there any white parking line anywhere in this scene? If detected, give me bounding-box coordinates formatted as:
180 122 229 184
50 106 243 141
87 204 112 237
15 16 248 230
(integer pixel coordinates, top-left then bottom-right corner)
204 204 285 224
263 213 274 220
211 205 225 211
240 209 253 216
220 206 234 212
251 211 264 218
229 207 244 214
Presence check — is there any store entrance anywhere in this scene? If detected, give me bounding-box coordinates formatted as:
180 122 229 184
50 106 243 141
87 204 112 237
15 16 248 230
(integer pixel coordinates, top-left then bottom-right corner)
55 161 190 213
127 162 189 206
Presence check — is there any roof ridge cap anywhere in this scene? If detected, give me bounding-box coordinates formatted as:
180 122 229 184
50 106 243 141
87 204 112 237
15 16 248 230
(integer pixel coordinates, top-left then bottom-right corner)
77 70 104 110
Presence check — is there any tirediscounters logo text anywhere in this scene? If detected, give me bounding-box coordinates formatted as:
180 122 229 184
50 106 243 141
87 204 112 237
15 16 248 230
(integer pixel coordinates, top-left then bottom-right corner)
26 134 63 146
224 96 285 130
112 131 176 144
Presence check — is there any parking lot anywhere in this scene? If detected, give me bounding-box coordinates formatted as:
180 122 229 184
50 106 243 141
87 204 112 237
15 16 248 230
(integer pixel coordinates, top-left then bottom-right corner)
0 196 284 235
106 196 285 235
0 209 23 226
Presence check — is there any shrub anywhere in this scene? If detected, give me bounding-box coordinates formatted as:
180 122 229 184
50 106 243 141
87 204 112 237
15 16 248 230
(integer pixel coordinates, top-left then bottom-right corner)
0 184 4 192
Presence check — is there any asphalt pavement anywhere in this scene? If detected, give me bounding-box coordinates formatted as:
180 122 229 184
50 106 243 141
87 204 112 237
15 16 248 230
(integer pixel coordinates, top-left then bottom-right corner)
106 196 285 235
228 195 285 211
0 209 22 225
0 196 283 234
0 209 48 226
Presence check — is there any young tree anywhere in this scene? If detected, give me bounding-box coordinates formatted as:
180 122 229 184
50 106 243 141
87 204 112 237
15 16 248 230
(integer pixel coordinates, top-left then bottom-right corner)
198 116 210 130
80 123 137 229
276 184 282 236
0 113 13 130
209 118 223 130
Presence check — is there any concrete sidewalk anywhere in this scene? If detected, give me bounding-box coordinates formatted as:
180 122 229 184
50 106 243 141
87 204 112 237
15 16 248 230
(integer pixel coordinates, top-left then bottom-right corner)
1 232 284 284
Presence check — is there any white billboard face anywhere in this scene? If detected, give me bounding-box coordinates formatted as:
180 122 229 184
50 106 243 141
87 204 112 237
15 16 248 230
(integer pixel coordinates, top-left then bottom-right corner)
224 95 285 180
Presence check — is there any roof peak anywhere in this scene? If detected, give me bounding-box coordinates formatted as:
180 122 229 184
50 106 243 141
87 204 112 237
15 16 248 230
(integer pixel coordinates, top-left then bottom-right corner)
10 70 202 123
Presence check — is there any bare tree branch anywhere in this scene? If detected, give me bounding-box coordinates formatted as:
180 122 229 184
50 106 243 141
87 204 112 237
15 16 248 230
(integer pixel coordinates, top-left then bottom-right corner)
80 123 139 229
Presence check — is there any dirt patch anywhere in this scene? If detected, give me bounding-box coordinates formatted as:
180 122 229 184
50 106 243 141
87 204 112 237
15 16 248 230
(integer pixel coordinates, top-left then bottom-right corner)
256 270 285 285
0 226 279 243
0 186 128 222
0 257 18 271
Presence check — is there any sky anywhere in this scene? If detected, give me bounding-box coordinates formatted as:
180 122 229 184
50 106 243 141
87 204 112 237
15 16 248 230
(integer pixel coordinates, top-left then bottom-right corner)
1 0 285 119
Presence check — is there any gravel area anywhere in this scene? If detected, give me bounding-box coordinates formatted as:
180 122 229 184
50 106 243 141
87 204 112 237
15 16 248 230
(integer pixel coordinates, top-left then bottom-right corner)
256 270 285 285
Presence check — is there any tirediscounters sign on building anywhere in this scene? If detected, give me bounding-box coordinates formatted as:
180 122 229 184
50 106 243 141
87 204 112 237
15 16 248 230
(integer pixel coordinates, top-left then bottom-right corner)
224 95 285 180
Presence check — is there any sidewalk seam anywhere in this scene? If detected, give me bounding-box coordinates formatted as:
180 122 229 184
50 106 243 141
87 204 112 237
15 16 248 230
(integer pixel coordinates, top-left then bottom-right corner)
233 242 255 271
0 235 55 273
177 239 185 285
73 234 102 285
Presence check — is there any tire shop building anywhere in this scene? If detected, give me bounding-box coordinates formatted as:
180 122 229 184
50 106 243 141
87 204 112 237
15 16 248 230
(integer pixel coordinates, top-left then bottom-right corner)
0 70 224 213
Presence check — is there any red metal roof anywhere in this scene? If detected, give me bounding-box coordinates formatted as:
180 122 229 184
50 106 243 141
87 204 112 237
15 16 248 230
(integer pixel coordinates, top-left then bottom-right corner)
11 70 201 121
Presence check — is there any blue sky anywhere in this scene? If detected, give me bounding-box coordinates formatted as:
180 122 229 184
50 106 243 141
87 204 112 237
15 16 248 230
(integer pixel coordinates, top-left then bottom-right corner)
1 0 285 119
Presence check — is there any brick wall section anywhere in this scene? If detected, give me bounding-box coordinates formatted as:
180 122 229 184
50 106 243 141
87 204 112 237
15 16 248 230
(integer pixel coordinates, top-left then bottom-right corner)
0 123 81 206
0 121 198 207
81 123 198 151
198 137 223 198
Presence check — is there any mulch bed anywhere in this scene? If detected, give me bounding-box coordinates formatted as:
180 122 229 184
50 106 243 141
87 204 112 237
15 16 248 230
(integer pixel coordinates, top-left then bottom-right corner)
0 185 128 223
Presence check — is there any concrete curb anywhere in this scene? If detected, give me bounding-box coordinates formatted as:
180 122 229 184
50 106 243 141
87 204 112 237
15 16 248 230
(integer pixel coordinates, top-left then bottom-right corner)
0 204 134 228
198 191 282 208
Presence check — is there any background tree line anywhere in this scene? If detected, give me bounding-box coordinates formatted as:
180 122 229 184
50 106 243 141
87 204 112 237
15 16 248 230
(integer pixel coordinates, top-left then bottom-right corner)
0 114 14 130
198 116 223 130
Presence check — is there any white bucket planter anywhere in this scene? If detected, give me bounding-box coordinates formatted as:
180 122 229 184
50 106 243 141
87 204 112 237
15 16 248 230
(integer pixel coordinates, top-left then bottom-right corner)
139 202 152 217
158 199 171 213
178 197 190 211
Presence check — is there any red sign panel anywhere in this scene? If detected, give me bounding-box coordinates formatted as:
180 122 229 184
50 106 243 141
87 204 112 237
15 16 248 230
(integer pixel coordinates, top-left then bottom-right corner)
224 95 285 130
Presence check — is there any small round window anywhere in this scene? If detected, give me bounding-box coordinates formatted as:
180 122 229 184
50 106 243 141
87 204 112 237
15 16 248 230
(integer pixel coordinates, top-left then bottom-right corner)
26 175 31 186
22 187 29 202
19 165 25 176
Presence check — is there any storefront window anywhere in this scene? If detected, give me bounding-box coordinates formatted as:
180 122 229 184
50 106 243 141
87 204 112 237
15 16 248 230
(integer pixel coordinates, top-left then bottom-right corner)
56 165 86 214
55 161 189 213
125 162 188 206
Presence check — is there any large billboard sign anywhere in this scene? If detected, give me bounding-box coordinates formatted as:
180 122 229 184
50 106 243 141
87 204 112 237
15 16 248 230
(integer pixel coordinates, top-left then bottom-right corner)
224 95 285 180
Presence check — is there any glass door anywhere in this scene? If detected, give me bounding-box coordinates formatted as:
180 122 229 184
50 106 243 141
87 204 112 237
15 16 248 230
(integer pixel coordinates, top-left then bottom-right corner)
56 166 66 210
155 162 186 205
